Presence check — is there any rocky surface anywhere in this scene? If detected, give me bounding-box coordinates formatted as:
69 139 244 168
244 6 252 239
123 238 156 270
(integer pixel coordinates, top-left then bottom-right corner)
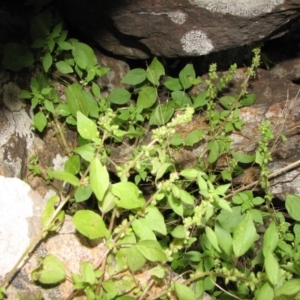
59 0 300 58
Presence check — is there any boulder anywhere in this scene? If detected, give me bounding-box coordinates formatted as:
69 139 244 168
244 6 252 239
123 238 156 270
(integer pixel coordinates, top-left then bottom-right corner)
59 0 300 59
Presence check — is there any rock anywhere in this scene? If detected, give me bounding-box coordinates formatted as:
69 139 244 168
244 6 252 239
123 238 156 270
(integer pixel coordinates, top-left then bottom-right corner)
59 0 300 58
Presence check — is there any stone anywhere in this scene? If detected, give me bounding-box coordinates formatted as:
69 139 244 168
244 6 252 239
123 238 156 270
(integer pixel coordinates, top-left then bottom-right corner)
59 0 300 58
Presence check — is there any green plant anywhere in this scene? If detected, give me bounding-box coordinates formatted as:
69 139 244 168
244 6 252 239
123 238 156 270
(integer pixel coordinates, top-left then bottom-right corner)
2 4 300 300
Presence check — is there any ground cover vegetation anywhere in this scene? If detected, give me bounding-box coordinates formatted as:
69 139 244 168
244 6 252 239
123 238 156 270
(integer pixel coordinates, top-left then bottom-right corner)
1 2 300 300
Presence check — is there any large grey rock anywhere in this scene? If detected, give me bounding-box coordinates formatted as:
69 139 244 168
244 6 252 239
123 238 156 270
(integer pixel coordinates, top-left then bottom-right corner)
59 0 300 58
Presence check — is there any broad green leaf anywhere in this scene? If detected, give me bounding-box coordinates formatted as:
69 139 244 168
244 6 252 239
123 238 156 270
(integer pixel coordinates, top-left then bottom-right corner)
66 83 89 117
55 103 71 117
184 129 205 146
149 104 174 125
48 170 79 186
233 152 255 163
240 93 256 107
132 218 157 240
127 246 146 272
264 252 279 285
233 212 259 257
144 206 167 235
146 57 165 86
57 41 72 50
92 82 101 98
42 195 65 231
149 265 165 279
167 194 183 216
43 52 52 72
179 189 194 206
107 88 131 105
102 275 135 296
72 210 108 239
219 96 237 109
180 168 200 179
164 76 182 91
64 155 80 174
72 41 97 69
205 226 221 252
34 111 47 132
286 194 300 221
155 163 174 180
171 91 192 107
262 221 278 255
137 86 157 109
31 255 65 284
111 182 145 209
121 68 147 85
170 133 184 146
255 282 274 300
217 206 243 232
73 144 95 162
217 198 232 212
77 111 98 140
215 221 233 256
90 157 109 201
19 90 32 99
193 91 208 108
208 140 219 163
74 186 93 202
174 282 196 300
55 61 73 74
44 99 54 113
275 279 300 296
98 190 116 214
171 225 186 239
179 63 196 90
80 262 96 285
136 240 167 262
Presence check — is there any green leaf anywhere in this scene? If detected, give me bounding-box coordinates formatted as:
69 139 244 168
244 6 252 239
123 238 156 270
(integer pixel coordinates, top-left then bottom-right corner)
112 182 145 209
92 82 101 98
179 63 196 90
217 206 243 233
233 212 259 257
171 225 186 239
171 91 192 107
137 86 157 109
77 111 98 140
179 189 194 206
73 144 95 162
205 226 221 252
233 152 255 163
90 157 110 201
74 186 93 202
193 91 208 109
57 41 72 50
42 195 65 231
132 218 156 240
98 191 116 214
167 194 183 216
55 61 73 74
185 129 205 146
164 76 182 91
240 93 256 107
264 252 279 285
136 240 167 262
107 88 131 105
34 111 47 132
55 103 71 117
275 279 300 296
81 262 96 285
255 282 274 300
146 57 165 86
31 255 65 284
208 140 219 164
66 83 89 117
219 96 237 109
149 265 165 279
127 246 146 272
262 221 278 255
121 68 147 85
170 133 184 146
286 194 300 221
215 221 233 256
19 90 32 99
72 210 108 239
180 169 201 179
48 170 79 186
72 41 97 69
44 99 54 113
43 52 52 72
64 155 80 174
174 282 196 300
144 206 167 235
149 104 174 125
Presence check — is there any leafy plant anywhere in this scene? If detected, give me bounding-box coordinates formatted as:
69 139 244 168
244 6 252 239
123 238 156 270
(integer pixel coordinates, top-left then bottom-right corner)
2 3 300 300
